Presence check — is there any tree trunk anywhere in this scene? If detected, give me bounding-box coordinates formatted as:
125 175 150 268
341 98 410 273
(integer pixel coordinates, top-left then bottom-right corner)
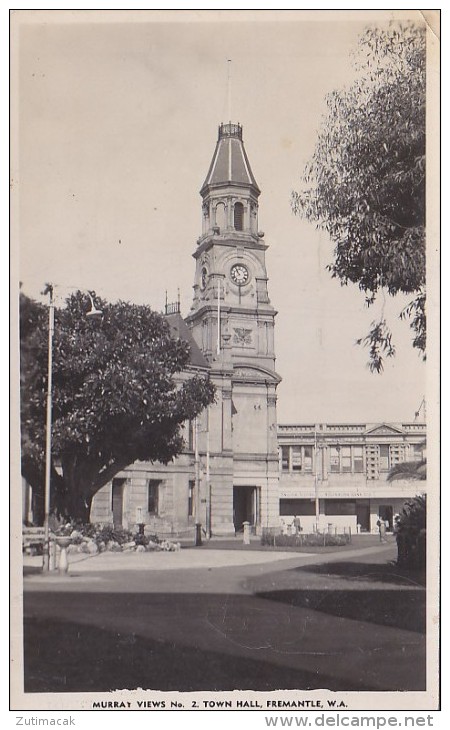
59 469 94 523
63 489 93 524
58 456 98 523
31 490 44 526
58 456 129 524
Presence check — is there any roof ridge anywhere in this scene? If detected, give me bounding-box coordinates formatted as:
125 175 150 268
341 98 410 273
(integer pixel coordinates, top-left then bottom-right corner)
165 312 210 370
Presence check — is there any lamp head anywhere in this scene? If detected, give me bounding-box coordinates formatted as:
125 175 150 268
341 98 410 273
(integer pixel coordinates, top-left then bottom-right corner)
86 292 103 320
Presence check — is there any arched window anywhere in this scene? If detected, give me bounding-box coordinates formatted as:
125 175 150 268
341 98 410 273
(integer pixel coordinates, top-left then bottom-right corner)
234 202 244 231
215 202 226 231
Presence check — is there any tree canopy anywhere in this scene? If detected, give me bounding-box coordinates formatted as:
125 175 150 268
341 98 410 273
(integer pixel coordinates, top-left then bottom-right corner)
292 23 426 371
387 459 426 482
20 291 215 522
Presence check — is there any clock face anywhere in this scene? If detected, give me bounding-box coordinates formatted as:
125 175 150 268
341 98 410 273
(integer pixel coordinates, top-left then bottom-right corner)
230 264 249 286
200 267 208 290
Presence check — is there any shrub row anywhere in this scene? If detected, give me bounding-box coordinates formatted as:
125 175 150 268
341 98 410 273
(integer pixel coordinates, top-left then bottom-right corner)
261 531 351 548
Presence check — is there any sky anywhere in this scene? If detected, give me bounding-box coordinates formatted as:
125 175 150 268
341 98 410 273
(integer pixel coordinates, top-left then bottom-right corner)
13 9 430 425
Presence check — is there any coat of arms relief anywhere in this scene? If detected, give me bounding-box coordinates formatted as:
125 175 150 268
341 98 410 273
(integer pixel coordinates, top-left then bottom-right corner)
233 327 253 345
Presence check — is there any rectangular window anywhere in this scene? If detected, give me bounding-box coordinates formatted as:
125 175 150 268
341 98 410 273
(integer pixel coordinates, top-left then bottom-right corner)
187 420 194 451
330 447 340 473
280 446 289 471
280 499 315 516
148 480 160 514
234 202 244 231
324 499 356 516
353 446 364 473
292 446 302 471
111 478 125 511
341 446 352 473
304 446 313 472
188 479 194 517
379 445 390 471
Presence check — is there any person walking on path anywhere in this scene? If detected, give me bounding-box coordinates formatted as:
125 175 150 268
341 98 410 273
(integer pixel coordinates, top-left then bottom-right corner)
377 518 387 543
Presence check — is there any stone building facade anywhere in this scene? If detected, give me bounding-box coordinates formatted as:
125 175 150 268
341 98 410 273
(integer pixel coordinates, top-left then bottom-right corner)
90 122 281 536
277 422 426 534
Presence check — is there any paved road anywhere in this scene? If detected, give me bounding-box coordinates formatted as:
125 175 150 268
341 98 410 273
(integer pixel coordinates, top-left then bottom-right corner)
22 542 425 694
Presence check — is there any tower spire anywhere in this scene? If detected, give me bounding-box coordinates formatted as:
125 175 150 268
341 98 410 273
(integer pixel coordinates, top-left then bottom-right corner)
227 59 232 122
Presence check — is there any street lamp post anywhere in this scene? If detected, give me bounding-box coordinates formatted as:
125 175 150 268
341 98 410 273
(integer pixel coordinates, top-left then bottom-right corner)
41 285 102 571
42 284 54 571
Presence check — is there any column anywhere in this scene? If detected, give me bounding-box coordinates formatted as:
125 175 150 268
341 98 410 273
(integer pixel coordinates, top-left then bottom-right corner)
322 445 328 480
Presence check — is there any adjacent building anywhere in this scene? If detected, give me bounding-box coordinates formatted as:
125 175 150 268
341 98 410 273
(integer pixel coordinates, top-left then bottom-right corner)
277 422 426 534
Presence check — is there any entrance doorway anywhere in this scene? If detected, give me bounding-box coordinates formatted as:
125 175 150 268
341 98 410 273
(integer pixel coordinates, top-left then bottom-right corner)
356 500 370 532
233 486 260 533
112 478 126 527
379 504 394 531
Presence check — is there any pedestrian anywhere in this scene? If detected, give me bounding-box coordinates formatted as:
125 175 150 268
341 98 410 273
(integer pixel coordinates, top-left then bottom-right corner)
393 514 400 534
293 515 301 536
377 517 387 543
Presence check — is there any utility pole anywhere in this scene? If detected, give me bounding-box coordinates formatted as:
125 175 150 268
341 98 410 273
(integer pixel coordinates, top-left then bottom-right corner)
314 426 320 532
206 407 211 538
194 417 202 546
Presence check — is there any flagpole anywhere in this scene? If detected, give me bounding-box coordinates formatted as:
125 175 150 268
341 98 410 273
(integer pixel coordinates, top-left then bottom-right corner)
217 278 221 355
194 417 202 546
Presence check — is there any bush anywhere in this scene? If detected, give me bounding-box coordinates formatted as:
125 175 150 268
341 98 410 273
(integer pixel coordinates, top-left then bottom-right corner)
68 522 161 552
395 495 426 569
134 531 158 547
43 521 184 553
95 524 135 546
261 530 351 548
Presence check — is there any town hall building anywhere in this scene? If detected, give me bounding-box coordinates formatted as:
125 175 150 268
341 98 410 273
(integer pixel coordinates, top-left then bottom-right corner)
90 122 282 536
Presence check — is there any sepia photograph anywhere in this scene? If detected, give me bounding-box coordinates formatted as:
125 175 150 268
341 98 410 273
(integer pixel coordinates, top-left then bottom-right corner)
10 8 440 713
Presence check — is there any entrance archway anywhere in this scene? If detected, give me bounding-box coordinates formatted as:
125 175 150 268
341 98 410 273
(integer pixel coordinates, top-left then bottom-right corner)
233 486 260 533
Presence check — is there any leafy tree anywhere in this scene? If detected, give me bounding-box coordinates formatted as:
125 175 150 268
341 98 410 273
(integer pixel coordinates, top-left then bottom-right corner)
20 291 215 522
394 494 426 569
292 23 426 371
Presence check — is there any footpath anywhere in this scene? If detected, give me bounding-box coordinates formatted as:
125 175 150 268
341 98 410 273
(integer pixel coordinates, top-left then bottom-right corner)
22 538 399 586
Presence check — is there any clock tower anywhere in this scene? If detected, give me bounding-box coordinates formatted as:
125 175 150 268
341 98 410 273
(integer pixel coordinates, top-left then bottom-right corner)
186 123 281 536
